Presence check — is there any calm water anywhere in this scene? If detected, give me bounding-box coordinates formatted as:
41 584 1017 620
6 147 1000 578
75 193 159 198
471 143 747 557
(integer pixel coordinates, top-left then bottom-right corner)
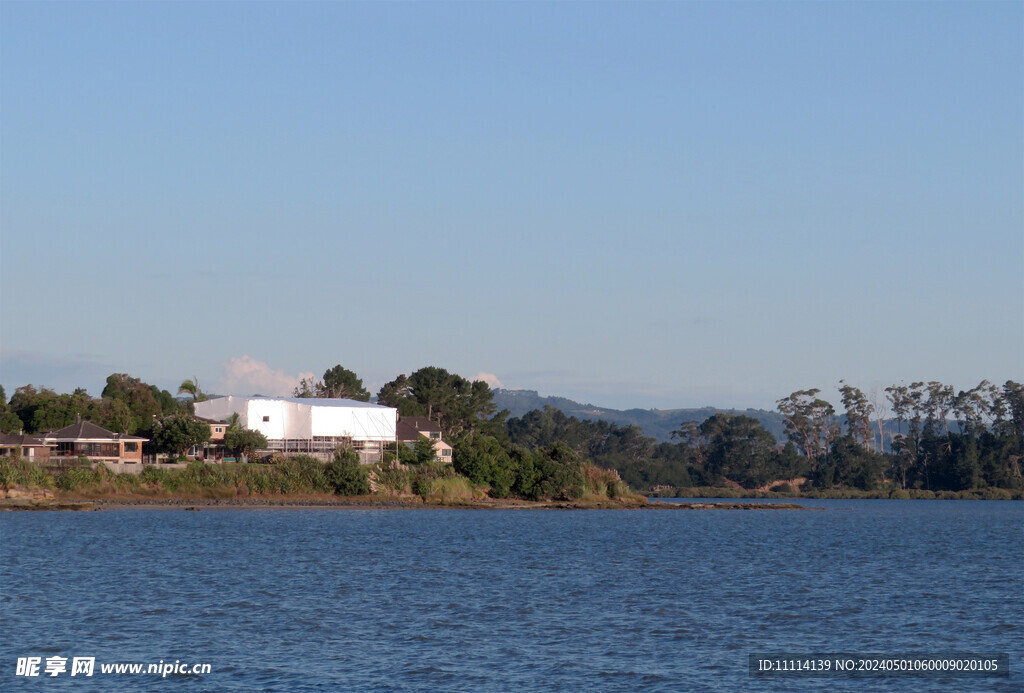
1 500 1021 691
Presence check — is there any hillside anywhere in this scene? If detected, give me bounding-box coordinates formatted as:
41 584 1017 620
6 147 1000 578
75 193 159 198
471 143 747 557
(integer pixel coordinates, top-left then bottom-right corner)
492 389 789 442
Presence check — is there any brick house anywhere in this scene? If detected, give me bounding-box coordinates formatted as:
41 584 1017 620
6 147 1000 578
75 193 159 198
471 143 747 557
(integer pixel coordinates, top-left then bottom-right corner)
0 433 55 463
43 420 148 463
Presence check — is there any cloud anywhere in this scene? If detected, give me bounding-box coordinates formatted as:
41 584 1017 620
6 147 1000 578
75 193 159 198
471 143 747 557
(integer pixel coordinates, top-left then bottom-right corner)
472 372 504 389
218 356 314 397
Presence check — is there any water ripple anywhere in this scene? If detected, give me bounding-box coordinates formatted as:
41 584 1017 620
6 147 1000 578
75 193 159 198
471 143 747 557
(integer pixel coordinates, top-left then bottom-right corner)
0 501 1021 691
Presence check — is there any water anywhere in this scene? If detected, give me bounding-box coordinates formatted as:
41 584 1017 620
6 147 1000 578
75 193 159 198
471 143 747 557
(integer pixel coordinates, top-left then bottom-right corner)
1 500 1021 691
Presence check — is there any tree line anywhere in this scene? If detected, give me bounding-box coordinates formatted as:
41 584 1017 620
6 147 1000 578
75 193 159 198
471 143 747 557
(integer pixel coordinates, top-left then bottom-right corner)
3 366 1021 497
0 375 266 461
502 380 1023 494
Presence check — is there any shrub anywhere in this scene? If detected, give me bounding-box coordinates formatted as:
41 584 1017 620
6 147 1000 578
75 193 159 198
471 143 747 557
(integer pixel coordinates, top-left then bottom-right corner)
416 476 482 504
580 465 633 500
325 450 370 496
372 460 412 495
0 457 54 490
54 467 101 491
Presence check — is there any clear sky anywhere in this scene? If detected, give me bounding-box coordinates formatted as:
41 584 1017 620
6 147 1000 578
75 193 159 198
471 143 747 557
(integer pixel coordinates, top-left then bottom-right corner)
1 1 1021 411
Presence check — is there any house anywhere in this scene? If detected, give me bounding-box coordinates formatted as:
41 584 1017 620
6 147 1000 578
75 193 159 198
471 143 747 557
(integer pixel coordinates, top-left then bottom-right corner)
43 420 148 463
197 417 229 442
0 433 55 463
195 396 398 463
191 416 229 460
396 416 453 463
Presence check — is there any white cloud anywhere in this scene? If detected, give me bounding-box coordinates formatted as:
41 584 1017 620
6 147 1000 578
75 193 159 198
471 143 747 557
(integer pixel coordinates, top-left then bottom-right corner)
472 372 504 389
218 356 314 397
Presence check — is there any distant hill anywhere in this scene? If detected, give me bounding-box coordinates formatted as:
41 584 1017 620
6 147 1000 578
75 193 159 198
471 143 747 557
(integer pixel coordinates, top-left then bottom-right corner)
492 389 789 443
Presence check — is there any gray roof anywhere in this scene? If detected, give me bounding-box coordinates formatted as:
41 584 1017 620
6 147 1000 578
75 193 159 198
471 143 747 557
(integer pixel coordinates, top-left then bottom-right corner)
194 416 228 425
44 420 148 442
396 417 443 442
399 416 441 431
0 433 52 447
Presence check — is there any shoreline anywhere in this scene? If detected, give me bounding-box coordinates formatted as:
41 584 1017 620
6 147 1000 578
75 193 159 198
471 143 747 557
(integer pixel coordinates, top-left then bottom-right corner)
0 494 811 512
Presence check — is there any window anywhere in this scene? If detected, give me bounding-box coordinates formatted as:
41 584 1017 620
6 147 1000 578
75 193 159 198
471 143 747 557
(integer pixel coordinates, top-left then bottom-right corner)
441 449 452 456
429 432 440 439
215 427 223 433
263 416 270 422
124 442 138 453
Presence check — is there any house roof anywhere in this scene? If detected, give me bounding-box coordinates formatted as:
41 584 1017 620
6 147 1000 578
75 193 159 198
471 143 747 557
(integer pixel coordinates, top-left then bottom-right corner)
396 416 443 442
400 416 441 431
194 416 228 425
44 420 148 443
0 433 53 447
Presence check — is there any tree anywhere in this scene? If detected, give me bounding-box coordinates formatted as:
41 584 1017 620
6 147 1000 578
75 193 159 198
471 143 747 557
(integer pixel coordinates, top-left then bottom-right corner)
151 415 211 457
30 391 93 432
951 435 981 490
325 448 370 495
699 414 778 488
8 385 57 433
0 382 25 435
412 436 438 465
885 384 912 439
291 366 370 400
151 385 181 414
177 377 207 404
321 365 370 401
953 381 995 438
453 434 514 494
91 397 134 435
377 374 417 413
776 389 838 463
869 388 891 454
1003 380 1024 452
818 436 886 490
0 411 22 434
378 367 498 437
838 381 874 451
408 366 457 422
920 381 955 437
101 374 162 434
292 376 321 398
224 428 268 463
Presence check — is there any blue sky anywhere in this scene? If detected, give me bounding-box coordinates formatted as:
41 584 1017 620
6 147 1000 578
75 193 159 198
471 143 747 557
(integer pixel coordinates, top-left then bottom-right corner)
1 1 1021 411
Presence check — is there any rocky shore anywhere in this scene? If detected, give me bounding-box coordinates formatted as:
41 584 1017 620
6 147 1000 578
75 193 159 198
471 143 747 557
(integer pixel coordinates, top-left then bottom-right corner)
1 490 813 512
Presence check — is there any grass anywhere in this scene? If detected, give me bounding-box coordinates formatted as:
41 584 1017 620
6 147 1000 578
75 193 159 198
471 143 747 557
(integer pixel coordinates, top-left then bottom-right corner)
415 476 484 504
1 455 655 506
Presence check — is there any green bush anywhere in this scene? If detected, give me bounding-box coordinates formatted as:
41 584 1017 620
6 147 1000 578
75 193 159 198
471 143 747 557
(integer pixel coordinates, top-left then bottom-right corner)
325 450 370 496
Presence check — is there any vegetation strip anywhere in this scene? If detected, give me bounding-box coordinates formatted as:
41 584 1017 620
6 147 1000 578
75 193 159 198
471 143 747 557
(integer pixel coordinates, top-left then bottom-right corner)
2 370 1021 501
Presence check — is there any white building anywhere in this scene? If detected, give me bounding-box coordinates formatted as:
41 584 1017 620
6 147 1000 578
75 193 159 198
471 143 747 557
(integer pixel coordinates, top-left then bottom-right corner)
195 396 397 462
